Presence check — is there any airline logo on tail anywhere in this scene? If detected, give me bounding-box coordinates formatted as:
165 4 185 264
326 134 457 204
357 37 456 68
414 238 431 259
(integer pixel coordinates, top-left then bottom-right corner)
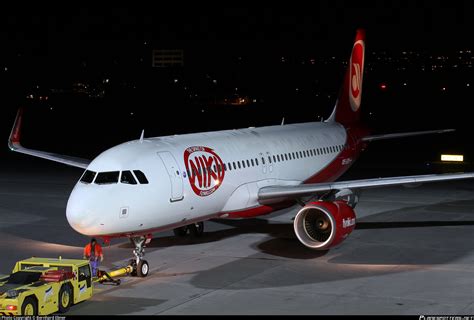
184 146 225 197
349 39 365 112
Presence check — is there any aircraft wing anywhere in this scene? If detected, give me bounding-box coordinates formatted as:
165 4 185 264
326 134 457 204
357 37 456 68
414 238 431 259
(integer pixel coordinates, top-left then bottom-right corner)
258 172 474 201
362 129 455 142
8 108 90 169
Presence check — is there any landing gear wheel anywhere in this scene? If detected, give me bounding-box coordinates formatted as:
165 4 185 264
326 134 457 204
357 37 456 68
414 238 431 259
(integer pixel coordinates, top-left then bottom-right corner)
189 222 204 237
21 297 38 315
58 284 72 313
137 260 149 277
173 226 188 237
129 259 137 276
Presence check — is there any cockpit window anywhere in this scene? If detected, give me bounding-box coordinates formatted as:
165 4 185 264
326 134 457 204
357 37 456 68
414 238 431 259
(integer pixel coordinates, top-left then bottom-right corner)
80 170 96 184
133 170 149 184
95 171 120 184
121 171 137 185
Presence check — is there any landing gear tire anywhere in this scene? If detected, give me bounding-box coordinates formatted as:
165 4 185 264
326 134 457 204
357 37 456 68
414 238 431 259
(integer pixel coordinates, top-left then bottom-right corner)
173 226 188 237
137 260 149 277
129 259 137 276
188 222 204 237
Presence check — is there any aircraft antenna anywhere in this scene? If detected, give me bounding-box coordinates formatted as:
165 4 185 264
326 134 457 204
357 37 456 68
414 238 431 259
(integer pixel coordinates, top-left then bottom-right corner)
140 130 145 143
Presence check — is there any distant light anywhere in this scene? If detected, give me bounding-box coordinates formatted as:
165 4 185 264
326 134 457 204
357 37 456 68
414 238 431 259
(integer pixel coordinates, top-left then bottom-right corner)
4 67 7 71
403 82 407 86
467 83 470 87
174 79 178 83
104 79 109 83
441 87 446 91
380 83 387 90
130 112 134 116
252 99 257 103
295 88 299 91
212 79 217 84
144 41 147 45
50 107 53 111
235 87 238 91
201 109 205 113
441 154 463 162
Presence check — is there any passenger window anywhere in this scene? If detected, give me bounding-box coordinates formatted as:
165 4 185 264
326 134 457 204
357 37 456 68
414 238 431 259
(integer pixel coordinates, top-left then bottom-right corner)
251 159 254 166
262 157 265 164
285 154 288 161
238 162 241 169
242 161 246 168
133 170 149 184
233 162 236 170
246 160 250 167
224 163 227 171
277 154 280 162
95 171 120 184
121 171 137 185
273 155 276 162
255 158 259 166
268 156 272 163
80 170 96 184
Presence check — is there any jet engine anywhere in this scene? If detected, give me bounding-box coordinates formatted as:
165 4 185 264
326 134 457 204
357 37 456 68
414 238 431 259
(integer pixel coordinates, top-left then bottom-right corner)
293 201 356 250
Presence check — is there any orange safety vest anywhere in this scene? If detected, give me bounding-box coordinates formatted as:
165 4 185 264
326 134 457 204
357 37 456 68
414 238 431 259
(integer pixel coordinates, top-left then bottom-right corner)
83 243 103 258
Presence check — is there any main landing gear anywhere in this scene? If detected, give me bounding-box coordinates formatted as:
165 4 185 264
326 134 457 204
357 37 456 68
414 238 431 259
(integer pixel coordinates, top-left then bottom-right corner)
128 235 152 277
173 222 204 238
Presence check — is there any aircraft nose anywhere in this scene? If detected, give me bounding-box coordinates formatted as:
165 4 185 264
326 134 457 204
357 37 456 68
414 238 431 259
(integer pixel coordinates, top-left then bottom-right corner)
66 187 100 236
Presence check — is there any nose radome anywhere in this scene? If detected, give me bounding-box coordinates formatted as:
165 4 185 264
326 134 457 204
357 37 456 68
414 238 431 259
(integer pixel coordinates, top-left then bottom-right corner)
66 187 100 236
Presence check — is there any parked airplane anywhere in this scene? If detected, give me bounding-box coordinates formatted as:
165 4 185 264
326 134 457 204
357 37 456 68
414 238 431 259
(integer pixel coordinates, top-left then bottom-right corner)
8 29 474 277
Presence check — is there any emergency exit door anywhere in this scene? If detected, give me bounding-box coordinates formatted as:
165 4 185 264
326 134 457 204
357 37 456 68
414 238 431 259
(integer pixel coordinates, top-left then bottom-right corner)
157 151 184 202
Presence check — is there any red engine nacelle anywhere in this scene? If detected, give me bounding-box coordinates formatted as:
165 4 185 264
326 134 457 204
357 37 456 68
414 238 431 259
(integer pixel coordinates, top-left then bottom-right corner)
293 200 356 250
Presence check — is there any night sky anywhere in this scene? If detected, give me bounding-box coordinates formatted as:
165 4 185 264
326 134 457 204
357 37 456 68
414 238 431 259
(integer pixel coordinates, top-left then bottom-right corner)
1 2 474 169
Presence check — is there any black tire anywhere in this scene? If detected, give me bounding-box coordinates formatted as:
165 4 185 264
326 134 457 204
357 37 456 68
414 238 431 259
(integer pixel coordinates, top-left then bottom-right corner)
129 259 137 276
21 296 38 316
58 284 72 313
188 222 204 237
173 226 188 237
137 260 149 277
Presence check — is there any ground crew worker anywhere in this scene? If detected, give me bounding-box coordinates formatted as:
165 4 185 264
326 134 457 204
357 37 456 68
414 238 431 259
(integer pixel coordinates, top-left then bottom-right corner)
83 238 103 277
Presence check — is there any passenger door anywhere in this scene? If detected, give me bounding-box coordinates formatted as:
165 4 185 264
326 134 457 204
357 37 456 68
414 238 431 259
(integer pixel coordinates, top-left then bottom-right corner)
157 151 184 202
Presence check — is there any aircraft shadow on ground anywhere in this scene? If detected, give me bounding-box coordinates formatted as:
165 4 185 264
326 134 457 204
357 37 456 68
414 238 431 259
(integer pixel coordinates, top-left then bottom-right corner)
187 199 474 289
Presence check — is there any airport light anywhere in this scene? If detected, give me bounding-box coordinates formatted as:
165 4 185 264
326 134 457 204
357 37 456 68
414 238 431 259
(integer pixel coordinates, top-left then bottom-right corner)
441 154 463 162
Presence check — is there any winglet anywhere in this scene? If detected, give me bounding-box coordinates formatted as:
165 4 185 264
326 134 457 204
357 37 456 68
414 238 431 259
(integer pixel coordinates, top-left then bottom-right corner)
8 108 24 151
139 129 145 143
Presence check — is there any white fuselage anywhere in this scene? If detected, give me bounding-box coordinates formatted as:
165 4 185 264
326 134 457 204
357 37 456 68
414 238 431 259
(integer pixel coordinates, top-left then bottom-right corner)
66 121 350 238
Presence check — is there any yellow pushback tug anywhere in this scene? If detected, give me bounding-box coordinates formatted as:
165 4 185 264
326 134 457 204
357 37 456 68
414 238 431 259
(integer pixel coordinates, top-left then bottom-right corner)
0 257 132 315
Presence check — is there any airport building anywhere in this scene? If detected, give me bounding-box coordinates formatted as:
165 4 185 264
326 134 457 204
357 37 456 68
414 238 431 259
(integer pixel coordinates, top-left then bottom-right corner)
152 49 184 67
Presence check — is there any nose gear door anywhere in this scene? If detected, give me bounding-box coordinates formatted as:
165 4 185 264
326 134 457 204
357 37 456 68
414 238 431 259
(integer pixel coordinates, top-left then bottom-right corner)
158 151 184 202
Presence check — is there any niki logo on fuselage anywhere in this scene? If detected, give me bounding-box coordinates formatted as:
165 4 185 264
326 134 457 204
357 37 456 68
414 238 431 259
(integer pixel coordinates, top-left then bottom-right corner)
184 146 225 197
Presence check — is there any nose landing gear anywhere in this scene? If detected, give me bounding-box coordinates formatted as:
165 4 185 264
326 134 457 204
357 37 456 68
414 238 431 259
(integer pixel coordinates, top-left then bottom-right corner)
128 235 152 277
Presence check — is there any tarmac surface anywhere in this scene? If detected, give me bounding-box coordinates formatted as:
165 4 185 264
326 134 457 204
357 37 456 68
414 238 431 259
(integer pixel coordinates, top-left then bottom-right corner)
1 157 474 315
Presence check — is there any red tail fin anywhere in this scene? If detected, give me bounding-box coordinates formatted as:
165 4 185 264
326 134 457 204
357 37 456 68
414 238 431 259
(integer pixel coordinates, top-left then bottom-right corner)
328 29 366 126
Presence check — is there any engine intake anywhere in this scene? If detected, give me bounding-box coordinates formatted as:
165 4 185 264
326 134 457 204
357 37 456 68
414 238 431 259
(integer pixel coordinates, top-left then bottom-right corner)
294 201 356 250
